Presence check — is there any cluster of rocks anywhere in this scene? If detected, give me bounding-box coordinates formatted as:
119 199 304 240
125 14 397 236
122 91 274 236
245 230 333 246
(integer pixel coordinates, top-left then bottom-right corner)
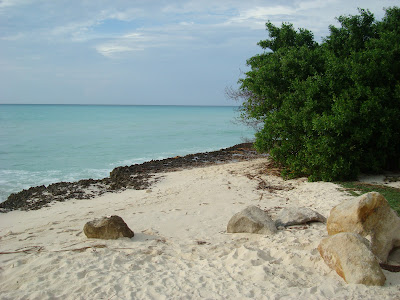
83 205 326 240
320 192 400 285
227 205 327 235
83 193 399 287
226 192 400 286
1 143 264 212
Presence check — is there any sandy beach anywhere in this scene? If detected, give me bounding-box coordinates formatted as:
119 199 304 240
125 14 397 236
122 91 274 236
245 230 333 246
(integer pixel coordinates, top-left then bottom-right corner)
1 157 399 299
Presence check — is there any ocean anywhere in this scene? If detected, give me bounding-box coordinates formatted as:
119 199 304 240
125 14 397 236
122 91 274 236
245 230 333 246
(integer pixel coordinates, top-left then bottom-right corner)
0 104 254 202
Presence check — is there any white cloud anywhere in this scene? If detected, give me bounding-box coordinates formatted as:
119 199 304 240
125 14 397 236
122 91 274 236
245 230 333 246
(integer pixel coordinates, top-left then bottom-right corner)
95 32 154 58
0 0 29 9
161 1 232 14
122 32 150 41
51 20 97 41
222 5 296 29
243 6 296 18
95 45 140 58
296 0 338 11
48 8 143 42
95 25 199 58
1 32 25 40
104 8 143 21
1 2 397 59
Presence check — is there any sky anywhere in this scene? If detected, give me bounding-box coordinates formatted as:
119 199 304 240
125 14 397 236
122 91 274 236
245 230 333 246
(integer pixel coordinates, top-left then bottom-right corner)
0 0 397 106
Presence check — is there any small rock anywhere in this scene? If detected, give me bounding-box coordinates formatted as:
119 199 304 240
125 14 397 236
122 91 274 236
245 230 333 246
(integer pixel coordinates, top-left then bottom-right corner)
275 207 326 227
327 192 400 262
227 206 277 234
318 232 386 286
84 215 134 239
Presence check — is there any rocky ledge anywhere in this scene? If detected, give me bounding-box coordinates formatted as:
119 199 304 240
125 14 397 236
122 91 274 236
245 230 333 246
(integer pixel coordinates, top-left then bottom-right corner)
0 143 266 212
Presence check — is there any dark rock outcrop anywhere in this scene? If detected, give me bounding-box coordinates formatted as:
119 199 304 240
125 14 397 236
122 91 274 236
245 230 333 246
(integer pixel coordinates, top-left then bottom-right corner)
109 143 261 189
0 179 111 211
83 215 134 239
1 143 265 212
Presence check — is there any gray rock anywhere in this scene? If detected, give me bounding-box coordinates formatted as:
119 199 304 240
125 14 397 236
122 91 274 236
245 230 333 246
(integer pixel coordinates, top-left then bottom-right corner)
84 215 134 239
227 206 277 234
318 232 386 286
327 192 400 263
275 207 326 227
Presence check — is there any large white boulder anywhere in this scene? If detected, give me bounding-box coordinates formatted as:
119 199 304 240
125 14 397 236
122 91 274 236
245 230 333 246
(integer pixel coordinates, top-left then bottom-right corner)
318 232 386 286
275 207 326 227
327 192 400 262
227 206 277 235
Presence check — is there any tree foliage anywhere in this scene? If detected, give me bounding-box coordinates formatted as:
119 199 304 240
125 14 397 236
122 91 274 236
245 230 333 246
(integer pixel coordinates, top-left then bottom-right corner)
235 7 400 181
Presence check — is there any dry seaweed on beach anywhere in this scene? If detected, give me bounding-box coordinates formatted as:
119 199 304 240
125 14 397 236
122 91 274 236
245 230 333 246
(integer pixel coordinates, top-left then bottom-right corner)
0 246 44 255
380 263 400 272
54 244 107 253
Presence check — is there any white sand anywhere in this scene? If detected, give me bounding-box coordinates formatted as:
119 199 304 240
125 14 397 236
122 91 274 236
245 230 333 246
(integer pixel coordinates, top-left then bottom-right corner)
358 174 400 189
1 158 399 299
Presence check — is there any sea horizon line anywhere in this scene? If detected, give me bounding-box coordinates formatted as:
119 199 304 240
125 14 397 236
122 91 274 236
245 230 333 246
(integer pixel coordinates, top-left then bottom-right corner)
0 103 240 107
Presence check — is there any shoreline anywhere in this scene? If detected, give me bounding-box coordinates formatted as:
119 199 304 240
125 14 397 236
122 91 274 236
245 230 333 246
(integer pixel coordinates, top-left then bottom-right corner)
0 143 266 212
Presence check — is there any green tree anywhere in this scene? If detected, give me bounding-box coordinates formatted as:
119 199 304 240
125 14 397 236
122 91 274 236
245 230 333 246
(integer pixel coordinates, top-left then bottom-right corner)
235 7 400 181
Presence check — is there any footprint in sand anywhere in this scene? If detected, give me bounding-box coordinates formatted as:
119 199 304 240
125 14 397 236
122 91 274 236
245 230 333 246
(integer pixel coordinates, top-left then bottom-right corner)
19 235 36 241
232 202 245 205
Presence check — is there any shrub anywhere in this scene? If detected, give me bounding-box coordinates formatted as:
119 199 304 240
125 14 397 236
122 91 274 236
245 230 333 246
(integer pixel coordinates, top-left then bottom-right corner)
235 7 400 181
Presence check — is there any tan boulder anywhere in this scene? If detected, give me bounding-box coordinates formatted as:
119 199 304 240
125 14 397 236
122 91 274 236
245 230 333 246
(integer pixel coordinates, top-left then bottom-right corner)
84 215 134 239
275 207 326 227
227 206 277 235
327 192 400 262
318 232 386 286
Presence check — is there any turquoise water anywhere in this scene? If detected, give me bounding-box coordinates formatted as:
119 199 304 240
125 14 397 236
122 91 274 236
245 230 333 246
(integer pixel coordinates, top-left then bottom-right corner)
0 105 254 202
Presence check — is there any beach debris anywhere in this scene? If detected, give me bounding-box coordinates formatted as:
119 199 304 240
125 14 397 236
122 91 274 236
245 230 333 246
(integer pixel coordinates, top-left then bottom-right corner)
380 263 400 272
227 206 277 234
55 244 107 253
196 240 209 245
327 192 400 263
318 232 386 286
83 215 134 240
384 175 400 183
274 207 326 227
0 246 44 255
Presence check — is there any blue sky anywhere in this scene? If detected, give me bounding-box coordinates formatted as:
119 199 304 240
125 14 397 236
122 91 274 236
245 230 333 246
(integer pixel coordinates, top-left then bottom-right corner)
0 0 397 105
